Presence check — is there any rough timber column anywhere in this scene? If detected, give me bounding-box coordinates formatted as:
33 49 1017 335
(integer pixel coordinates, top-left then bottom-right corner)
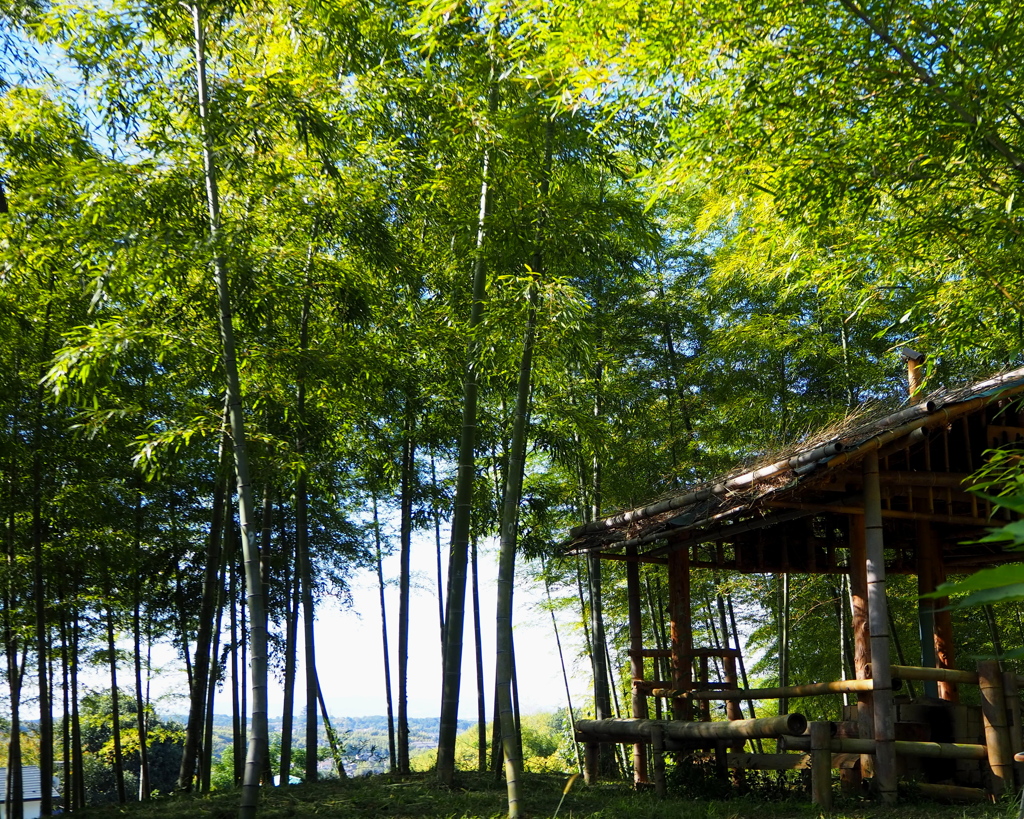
626 547 649 783
928 534 959 702
915 522 939 699
667 545 694 721
863 451 897 804
848 516 872 780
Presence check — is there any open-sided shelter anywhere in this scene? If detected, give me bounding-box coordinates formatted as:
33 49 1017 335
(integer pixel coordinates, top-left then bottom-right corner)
564 365 1024 805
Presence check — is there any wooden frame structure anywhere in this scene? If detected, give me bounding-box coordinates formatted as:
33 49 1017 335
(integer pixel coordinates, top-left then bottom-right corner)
564 366 1024 805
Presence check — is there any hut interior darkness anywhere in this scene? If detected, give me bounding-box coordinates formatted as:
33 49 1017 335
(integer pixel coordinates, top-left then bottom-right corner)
564 366 1024 806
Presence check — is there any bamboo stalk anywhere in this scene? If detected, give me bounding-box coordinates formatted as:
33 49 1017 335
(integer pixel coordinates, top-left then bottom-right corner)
978 660 1014 796
864 450 897 804
575 714 808 742
889 664 978 685
625 547 649 784
785 736 987 760
647 677 878 701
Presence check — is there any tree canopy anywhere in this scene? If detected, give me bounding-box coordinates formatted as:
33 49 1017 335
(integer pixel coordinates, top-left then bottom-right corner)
3 0 1024 815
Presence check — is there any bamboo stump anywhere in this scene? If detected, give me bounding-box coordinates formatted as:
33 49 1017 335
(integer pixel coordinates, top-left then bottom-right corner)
1004 671 1024 789
810 721 833 810
652 726 666 798
978 660 1013 797
584 741 599 785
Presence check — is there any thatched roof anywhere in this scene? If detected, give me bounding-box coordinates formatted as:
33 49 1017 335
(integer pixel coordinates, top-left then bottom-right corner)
564 366 1024 558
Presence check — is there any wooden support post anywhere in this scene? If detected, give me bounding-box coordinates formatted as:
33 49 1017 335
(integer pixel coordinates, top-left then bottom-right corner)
721 654 747 791
915 522 939 699
848 515 872 782
864 451 897 804
584 741 599 785
714 740 728 782
978 660 1014 797
810 721 833 810
651 726 666 798
931 545 959 703
1004 671 1024 787
625 548 649 785
722 656 744 722
699 656 711 722
667 546 693 721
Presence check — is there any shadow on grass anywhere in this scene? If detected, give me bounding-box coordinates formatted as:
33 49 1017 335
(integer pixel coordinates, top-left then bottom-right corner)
67 771 1010 819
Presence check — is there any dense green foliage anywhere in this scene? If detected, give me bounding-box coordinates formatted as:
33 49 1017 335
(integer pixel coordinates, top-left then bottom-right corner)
4 0 1024 815
63 771 1012 819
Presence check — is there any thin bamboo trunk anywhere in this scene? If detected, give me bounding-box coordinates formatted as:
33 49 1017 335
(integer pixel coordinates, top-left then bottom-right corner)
191 9 269 815
471 538 487 773
431 454 445 643
542 559 584 772
107 606 127 803
372 497 397 773
59 596 71 811
133 596 150 800
71 604 84 808
778 574 790 716
494 244 540 816
864 451 897 804
294 240 317 786
178 437 226 791
202 541 226 793
131 478 150 802
436 71 498 787
316 677 348 778
228 512 244 786
279 508 299 785
397 414 416 774
298 469 318 783
5 510 24 819
31 288 53 819
626 548 650 784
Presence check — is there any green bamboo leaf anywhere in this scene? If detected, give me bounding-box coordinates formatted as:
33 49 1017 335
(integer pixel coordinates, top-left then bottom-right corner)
925 564 1024 599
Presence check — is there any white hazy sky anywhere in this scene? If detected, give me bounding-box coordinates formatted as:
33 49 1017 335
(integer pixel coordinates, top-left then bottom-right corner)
124 532 592 723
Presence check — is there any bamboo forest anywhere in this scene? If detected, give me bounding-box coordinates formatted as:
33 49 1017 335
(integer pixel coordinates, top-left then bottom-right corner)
5 0 1024 817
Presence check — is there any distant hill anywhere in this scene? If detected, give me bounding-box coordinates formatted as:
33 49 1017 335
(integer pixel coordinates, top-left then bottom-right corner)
168 714 470 735
166 714 473 775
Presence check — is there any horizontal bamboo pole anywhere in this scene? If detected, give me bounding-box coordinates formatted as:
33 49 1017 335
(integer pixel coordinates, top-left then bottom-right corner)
888 664 979 685
649 678 881 701
629 647 741 659
915 783 989 802
784 736 987 760
575 714 808 742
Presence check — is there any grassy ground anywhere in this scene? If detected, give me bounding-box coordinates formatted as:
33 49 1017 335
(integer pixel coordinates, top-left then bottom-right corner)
70 772 1014 819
